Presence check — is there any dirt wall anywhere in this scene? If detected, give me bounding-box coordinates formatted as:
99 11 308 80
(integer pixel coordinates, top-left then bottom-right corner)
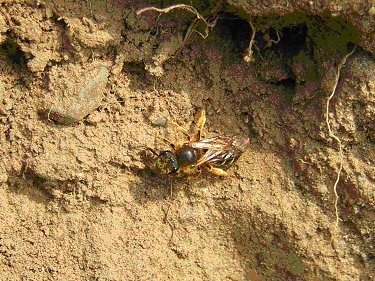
0 0 374 280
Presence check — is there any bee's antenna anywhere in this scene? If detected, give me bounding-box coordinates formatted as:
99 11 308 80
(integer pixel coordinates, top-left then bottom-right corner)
144 147 159 156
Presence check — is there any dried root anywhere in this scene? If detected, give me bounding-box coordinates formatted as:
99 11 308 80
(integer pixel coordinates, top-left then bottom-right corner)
244 17 256 63
326 47 356 241
136 4 216 76
136 4 215 41
264 29 281 48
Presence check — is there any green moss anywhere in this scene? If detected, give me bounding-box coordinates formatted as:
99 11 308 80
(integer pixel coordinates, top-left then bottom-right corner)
255 11 360 48
256 11 308 29
290 49 319 82
255 11 360 83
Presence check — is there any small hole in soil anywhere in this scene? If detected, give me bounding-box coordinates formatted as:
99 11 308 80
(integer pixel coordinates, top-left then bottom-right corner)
257 23 309 59
274 77 296 87
278 24 308 57
122 61 146 75
0 37 28 68
215 13 251 53
275 78 296 105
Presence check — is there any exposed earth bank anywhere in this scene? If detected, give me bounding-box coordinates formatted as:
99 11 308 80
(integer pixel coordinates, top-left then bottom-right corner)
0 0 374 280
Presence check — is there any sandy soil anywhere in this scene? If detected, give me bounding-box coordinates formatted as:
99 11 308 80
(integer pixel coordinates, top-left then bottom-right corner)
0 0 374 280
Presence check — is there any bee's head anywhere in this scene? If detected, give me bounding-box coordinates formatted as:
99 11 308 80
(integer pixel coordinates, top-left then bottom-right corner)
154 150 179 175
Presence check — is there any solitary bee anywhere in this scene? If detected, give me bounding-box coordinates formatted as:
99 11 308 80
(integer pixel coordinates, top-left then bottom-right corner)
143 110 249 176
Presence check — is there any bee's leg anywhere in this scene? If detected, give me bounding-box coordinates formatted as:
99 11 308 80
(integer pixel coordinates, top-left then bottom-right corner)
174 140 186 151
180 166 200 176
144 147 159 156
170 121 191 141
194 110 206 141
206 165 228 176
156 134 176 150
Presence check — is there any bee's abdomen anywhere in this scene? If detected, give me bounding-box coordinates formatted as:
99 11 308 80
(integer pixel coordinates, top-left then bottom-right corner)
155 150 179 174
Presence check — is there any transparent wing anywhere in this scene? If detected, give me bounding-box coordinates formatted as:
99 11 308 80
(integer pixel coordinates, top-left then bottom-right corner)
190 136 249 168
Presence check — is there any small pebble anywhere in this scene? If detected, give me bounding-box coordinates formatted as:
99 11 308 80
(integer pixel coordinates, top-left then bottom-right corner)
353 204 361 214
316 183 328 194
289 137 297 148
152 117 167 127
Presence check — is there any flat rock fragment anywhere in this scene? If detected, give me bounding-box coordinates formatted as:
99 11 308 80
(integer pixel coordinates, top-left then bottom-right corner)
43 62 109 125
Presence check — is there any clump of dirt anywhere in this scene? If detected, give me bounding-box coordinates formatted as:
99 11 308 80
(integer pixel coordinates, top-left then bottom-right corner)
0 0 374 280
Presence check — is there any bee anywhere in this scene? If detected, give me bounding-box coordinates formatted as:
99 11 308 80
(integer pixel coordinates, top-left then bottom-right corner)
143 110 249 176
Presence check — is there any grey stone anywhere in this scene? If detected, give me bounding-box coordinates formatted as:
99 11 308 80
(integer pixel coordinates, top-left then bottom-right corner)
45 63 109 125
152 117 167 127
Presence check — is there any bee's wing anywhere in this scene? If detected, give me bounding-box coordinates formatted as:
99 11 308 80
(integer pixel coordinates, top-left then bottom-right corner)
190 136 229 150
191 136 249 168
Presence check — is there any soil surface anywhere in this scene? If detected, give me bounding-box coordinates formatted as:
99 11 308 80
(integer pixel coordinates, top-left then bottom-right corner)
0 0 374 280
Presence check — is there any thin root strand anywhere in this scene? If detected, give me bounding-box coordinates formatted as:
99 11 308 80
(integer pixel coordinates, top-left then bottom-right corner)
244 17 256 63
326 47 356 242
136 4 214 41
